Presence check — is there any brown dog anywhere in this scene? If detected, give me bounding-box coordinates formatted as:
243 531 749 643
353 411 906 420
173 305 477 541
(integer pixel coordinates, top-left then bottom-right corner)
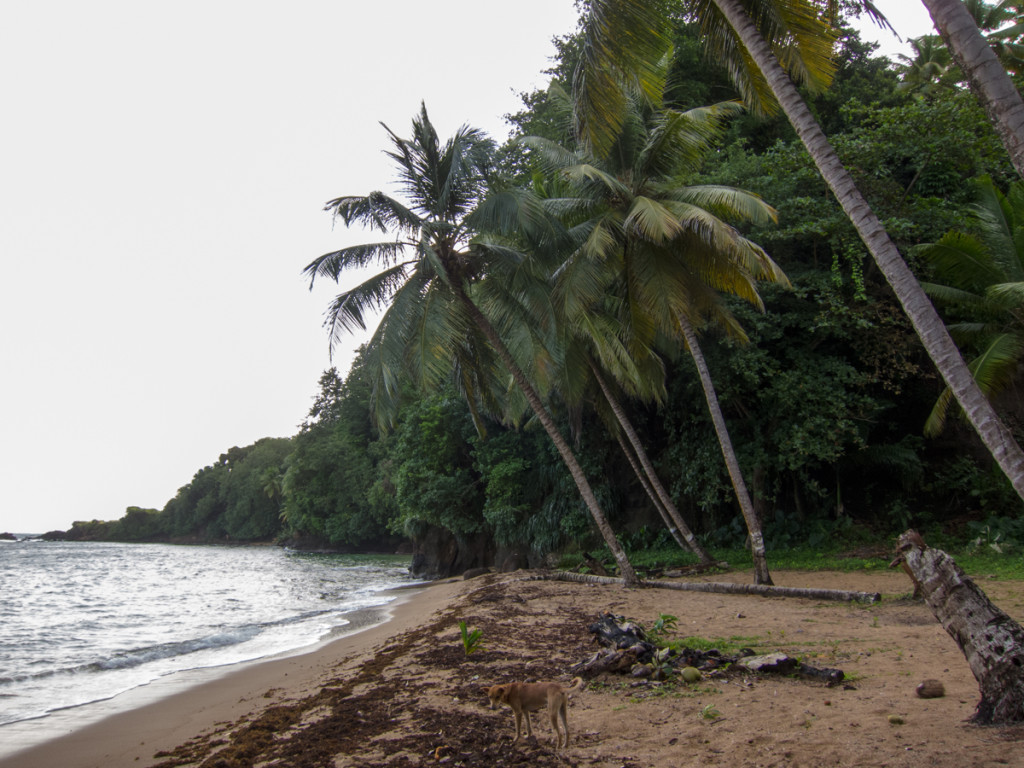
480 677 583 748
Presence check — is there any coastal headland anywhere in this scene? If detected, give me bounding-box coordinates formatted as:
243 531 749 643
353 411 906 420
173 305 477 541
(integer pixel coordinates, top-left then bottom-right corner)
2 570 1023 767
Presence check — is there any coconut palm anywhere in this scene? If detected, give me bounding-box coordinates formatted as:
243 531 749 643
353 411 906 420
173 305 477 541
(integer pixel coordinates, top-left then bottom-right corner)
897 35 956 95
919 0 1024 180
899 4 1024 97
551 305 719 564
470 175 719 564
304 104 640 584
574 0 1024 505
918 175 1024 435
524 90 785 584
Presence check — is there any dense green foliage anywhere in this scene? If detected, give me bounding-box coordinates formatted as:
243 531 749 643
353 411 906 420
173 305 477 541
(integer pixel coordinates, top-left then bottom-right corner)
76 10 1024 571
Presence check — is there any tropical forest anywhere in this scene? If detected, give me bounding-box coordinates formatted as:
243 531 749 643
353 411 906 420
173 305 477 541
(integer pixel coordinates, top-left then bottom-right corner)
56 0 1024 587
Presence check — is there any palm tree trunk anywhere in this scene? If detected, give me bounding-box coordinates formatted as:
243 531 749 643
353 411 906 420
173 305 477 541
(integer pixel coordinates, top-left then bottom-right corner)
713 0 1024 504
613 430 693 551
920 0 1024 180
452 288 640 585
589 359 716 564
677 312 772 584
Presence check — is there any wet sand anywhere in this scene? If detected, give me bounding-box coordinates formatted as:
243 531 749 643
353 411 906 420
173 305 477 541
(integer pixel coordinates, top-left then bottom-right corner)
0 579 464 768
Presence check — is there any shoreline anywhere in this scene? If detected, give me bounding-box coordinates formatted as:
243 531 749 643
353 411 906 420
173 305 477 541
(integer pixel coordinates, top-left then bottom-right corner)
3 570 1022 767
0 579 462 768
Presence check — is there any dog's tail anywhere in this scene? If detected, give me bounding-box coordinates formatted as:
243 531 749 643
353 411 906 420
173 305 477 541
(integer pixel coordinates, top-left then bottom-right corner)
567 676 584 693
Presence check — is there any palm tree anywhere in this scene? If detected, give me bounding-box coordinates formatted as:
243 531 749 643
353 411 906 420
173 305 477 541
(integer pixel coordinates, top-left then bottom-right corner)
899 4 1024 97
305 104 640 584
575 0 1024 505
897 35 956 95
524 92 785 584
472 179 718 565
918 0 1024 180
918 175 1024 435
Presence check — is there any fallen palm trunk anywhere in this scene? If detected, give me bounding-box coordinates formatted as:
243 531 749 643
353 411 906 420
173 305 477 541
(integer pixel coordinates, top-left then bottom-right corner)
524 570 880 603
891 530 1024 724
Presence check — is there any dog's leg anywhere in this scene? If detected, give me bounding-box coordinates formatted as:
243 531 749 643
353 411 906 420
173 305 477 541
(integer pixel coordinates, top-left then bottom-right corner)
559 697 569 748
549 702 562 748
513 708 524 743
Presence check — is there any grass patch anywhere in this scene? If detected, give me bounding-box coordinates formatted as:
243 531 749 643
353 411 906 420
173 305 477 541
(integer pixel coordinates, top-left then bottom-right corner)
562 541 1024 580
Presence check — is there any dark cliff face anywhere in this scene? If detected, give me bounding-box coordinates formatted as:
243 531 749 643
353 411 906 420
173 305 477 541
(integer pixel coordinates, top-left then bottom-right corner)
408 526 493 580
407 526 535 579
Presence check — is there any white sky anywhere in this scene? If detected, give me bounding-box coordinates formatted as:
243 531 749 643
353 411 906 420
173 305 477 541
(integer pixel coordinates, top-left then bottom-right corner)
1 2 937 534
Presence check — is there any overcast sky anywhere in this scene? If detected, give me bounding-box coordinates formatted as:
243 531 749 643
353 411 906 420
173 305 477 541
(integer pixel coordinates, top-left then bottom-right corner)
2 3 935 534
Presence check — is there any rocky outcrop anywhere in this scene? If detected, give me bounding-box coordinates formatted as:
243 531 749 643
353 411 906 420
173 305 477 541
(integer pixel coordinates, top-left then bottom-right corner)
409 526 495 580
407 526 552 579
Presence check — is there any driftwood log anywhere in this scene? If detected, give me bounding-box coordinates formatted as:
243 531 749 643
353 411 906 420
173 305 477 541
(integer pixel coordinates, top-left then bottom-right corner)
524 570 880 603
891 529 1024 724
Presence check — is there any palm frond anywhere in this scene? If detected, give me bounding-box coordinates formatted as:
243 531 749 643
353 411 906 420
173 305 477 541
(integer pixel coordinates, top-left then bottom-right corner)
517 135 581 176
920 281 987 310
553 219 623 320
574 0 673 155
986 280 1024 309
689 0 837 114
324 192 421 234
303 242 410 286
664 184 777 227
323 263 411 341
916 232 1002 291
625 195 684 242
972 176 1018 269
360 270 432 429
562 163 634 198
923 385 956 437
639 102 743 177
468 187 559 245
926 332 1024 436
972 332 1024 397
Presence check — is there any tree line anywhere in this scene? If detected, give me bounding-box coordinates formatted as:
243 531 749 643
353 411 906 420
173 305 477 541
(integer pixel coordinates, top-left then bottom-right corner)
65 2 1024 581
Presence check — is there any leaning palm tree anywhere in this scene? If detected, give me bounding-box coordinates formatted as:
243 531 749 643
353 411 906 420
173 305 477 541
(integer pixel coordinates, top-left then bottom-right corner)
575 0 1024 505
918 175 1024 436
524 92 785 584
304 103 639 584
918 0 1024 180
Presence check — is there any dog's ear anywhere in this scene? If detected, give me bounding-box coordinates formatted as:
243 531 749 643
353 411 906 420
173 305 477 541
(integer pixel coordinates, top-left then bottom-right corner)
479 686 491 696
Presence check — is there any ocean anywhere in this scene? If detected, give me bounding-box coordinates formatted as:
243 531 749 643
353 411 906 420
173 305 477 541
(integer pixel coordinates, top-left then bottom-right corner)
0 539 418 743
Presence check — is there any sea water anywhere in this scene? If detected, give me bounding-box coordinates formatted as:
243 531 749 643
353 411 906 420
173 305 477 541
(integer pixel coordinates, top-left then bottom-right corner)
0 540 418 731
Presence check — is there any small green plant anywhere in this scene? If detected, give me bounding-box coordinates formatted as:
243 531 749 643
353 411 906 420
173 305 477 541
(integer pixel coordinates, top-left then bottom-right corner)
699 703 722 720
646 614 679 645
458 620 484 656
649 647 676 680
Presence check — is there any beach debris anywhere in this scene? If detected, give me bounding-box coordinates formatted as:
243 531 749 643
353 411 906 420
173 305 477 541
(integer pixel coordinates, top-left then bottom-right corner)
891 529 1024 724
572 612 845 685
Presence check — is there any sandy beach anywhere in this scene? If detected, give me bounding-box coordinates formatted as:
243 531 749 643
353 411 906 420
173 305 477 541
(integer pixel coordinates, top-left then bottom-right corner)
3 567 1024 767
